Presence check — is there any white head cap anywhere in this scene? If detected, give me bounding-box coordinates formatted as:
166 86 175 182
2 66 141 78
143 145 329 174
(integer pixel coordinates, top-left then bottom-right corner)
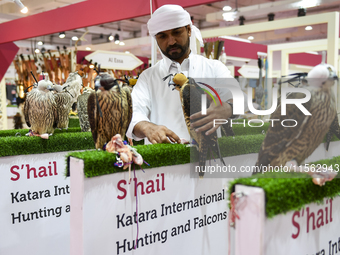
147 4 203 54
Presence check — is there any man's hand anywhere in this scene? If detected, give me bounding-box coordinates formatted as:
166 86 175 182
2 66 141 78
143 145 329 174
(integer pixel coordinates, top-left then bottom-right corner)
133 121 181 144
190 97 233 136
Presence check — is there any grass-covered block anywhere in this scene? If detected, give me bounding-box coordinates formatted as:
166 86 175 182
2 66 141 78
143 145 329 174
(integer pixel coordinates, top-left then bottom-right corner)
228 156 340 218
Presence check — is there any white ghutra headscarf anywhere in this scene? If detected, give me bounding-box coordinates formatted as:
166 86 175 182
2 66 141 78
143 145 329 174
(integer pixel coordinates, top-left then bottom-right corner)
147 4 203 54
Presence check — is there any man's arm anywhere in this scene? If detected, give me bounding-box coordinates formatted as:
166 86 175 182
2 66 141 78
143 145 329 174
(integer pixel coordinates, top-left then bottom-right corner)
133 121 181 144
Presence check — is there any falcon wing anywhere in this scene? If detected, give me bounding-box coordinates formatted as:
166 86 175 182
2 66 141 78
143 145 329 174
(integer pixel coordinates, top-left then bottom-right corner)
23 97 31 127
325 114 340 151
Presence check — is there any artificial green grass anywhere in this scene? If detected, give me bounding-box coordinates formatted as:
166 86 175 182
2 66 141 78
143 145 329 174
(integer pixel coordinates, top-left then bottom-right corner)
0 127 82 137
67 134 266 178
231 121 269 136
0 132 95 157
228 157 340 218
67 143 190 178
68 117 80 128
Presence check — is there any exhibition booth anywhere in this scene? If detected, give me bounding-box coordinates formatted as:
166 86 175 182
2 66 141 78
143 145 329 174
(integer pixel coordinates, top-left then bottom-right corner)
0 1 339 254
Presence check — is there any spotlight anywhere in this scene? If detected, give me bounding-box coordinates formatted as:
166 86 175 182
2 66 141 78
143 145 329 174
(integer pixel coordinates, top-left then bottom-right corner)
37 41 43 46
59 32 66 39
222 11 237 22
125 51 130 54
41 47 46 54
89 64 94 68
298 8 306 17
86 47 91 50
72 36 78 41
108 34 114 41
34 48 40 54
268 13 275 21
248 36 254 40
114 34 120 44
12 0 28 13
223 5 232 11
239 16 245 26
305 26 313 31
119 41 125 46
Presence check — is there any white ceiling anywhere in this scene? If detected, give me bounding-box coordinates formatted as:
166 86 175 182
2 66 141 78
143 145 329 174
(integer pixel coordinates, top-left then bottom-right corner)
1 0 340 57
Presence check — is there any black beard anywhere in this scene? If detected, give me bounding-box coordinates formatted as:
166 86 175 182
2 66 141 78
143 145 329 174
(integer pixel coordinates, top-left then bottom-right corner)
162 37 190 61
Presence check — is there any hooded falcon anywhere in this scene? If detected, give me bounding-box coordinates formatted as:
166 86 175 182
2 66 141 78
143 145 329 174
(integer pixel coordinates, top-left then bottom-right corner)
255 64 338 185
24 80 58 135
167 73 226 178
53 72 83 129
87 74 132 149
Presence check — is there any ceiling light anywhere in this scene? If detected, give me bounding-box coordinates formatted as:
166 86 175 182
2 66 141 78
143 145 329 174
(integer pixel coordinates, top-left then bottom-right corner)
268 13 275 21
248 36 254 40
298 0 319 8
222 11 237 22
223 6 232 11
86 47 91 50
305 26 313 31
37 41 43 46
108 35 114 41
13 0 28 13
72 36 78 41
297 8 306 17
239 16 245 26
119 41 125 46
114 34 120 44
34 48 40 54
59 32 66 39
20 6 28 13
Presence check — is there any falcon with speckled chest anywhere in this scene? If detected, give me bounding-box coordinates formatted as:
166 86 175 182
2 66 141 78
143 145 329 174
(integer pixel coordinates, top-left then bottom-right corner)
24 80 58 135
256 64 338 185
87 74 132 149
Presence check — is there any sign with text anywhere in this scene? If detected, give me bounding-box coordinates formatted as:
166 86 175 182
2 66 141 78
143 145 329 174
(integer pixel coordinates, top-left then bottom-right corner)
69 158 231 255
234 184 340 255
85 50 143 70
0 152 71 255
237 65 265 79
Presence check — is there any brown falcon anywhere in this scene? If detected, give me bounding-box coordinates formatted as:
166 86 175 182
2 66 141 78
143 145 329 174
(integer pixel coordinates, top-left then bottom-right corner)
24 80 58 135
53 72 83 129
87 74 132 149
167 73 226 178
255 64 338 185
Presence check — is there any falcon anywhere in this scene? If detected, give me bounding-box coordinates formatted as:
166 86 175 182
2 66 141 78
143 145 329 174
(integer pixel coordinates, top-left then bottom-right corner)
167 73 226 178
87 74 132 149
53 72 83 129
24 80 58 135
77 86 94 132
255 64 338 185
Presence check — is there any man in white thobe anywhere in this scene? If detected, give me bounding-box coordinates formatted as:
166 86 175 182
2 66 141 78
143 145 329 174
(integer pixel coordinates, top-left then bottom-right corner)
126 4 245 144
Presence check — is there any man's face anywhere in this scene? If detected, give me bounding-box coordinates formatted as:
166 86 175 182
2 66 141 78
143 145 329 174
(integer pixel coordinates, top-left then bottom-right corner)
155 26 191 62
